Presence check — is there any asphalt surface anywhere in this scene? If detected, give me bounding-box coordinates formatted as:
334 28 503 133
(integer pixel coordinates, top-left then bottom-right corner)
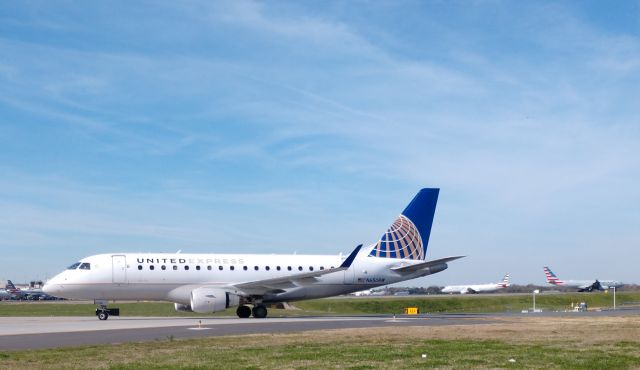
1 309 638 351
0 314 490 350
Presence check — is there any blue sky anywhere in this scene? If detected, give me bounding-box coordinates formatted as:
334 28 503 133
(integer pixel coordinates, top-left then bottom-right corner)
1 1 639 285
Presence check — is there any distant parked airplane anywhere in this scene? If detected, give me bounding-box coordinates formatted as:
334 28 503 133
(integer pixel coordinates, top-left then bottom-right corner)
441 273 510 294
543 266 623 292
5 280 48 299
0 288 14 300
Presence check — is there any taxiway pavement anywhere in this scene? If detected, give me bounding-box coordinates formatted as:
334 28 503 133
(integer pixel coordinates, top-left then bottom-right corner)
1 309 638 351
0 314 488 350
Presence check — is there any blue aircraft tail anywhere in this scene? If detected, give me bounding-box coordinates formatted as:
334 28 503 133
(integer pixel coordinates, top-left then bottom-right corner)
368 188 439 260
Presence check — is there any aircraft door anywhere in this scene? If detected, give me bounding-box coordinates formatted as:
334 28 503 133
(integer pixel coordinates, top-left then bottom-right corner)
112 255 127 284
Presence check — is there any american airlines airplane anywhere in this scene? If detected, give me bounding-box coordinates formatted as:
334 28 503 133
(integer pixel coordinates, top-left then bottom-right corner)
441 274 510 294
43 188 464 320
544 266 623 292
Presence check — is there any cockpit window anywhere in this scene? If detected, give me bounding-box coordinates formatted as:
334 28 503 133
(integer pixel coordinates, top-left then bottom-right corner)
67 262 81 270
79 263 91 270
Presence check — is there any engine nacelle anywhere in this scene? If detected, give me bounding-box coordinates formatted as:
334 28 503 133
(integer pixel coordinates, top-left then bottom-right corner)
174 303 193 312
418 263 448 277
190 287 240 313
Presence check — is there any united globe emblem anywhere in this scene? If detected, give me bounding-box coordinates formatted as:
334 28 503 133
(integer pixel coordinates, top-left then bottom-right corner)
369 215 423 260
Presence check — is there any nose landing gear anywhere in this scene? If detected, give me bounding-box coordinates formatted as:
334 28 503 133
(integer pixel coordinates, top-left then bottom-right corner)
95 304 120 320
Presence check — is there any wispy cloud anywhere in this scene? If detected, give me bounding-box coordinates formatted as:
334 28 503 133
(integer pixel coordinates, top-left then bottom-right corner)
1 1 639 283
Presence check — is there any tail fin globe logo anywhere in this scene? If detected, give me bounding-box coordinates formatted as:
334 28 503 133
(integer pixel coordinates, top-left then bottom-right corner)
368 188 439 261
370 215 423 259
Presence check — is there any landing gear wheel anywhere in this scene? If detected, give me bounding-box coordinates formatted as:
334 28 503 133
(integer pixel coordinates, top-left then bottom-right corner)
252 305 268 319
98 311 109 320
236 305 252 318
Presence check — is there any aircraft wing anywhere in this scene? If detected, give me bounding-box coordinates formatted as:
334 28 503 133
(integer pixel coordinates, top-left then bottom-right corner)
230 245 362 295
390 256 465 273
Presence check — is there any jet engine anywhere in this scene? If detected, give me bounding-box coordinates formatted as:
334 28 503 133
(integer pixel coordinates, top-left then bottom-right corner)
189 287 240 313
417 263 448 277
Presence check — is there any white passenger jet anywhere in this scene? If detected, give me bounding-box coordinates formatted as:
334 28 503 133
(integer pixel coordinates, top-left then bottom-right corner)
441 274 510 294
44 188 463 319
544 266 623 292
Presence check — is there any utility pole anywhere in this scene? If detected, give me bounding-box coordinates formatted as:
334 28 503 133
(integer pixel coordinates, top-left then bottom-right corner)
613 286 616 311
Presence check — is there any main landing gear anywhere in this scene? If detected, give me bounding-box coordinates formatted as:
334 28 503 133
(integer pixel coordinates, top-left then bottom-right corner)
236 304 267 318
95 304 120 320
236 305 251 318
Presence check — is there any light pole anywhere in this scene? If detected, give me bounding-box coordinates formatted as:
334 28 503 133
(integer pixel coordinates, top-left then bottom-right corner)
532 289 539 312
613 286 616 311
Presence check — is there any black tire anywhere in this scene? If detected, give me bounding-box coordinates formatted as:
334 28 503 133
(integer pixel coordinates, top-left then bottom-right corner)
252 305 268 319
236 305 252 318
98 311 109 320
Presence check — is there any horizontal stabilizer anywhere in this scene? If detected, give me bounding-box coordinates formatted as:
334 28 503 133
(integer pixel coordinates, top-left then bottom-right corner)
391 255 465 273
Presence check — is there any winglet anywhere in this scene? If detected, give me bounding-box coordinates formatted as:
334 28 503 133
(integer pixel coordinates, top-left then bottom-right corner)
340 244 362 268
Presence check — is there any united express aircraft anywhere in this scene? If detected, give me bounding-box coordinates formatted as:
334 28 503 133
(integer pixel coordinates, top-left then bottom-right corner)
43 188 463 319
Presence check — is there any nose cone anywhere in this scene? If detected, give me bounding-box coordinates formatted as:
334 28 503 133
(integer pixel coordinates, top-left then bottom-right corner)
43 275 64 296
42 281 56 295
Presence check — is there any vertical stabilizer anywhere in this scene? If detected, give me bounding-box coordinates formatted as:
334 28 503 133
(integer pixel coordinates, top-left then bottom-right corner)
499 274 510 287
544 266 563 285
368 188 439 260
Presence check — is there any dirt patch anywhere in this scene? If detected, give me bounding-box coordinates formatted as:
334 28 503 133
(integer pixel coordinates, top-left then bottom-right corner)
213 315 640 348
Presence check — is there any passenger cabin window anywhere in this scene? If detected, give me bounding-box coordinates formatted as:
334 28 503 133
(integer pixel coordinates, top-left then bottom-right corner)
196 266 201 271
79 263 91 270
298 266 303 271
207 266 212 270
309 266 313 271
150 265 155 271
161 265 166 270
230 266 235 271
184 266 189 271
243 266 248 271
218 266 223 271
265 266 270 271
173 266 178 270
138 265 143 270
67 262 81 270
320 266 324 270
276 266 281 271
287 266 292 271
254 266 259 271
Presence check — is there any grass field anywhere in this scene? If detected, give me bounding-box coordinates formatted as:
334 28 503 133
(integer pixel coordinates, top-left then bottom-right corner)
1 316 639 369
295 291 640 315
1 292 638 317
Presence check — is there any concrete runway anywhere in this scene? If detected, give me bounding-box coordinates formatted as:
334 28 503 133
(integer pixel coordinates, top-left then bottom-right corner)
0 314 490 350
1 309 638 351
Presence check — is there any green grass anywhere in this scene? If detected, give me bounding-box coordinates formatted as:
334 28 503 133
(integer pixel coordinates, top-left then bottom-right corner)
1 333 639 369
1 292 638 317
296 291 640 314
